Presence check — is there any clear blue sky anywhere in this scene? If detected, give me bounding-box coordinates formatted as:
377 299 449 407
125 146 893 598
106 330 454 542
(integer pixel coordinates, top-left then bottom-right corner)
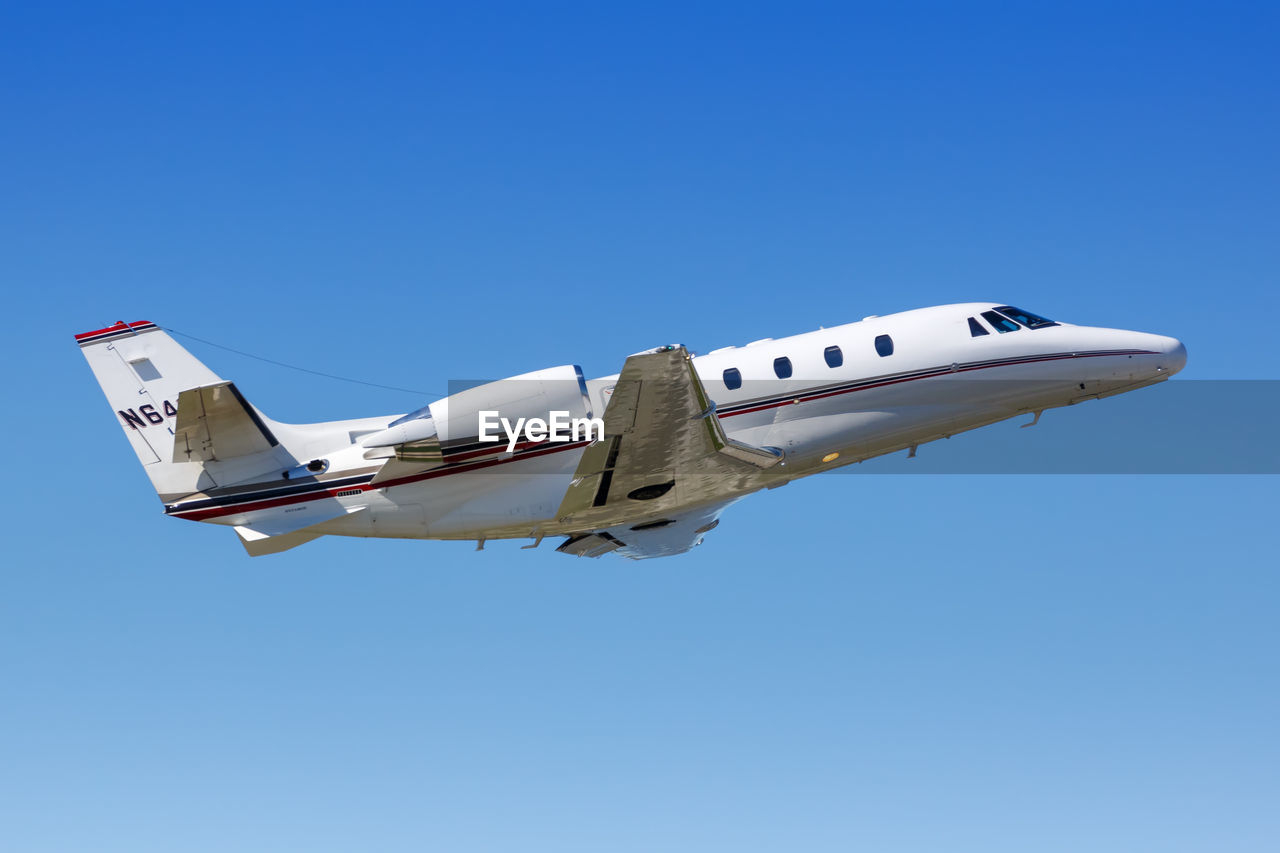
3 3 1278 851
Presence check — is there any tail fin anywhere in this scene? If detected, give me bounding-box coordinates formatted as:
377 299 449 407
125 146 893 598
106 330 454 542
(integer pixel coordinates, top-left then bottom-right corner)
76 321 280 501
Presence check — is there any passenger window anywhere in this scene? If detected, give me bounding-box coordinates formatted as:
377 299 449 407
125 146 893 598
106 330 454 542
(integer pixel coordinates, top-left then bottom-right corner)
874 334 894 357
824 345 843 368
981 311 1021 333
968 317 990 337
773 357 793 379
723 367 742 390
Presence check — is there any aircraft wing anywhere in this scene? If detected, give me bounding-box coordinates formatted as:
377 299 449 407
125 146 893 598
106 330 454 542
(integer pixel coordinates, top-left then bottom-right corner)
554 345 780 536
556 498 736 560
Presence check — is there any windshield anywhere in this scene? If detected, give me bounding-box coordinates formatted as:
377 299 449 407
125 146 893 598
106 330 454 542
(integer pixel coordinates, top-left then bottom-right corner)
995 306 1059 329
981 310 1021 333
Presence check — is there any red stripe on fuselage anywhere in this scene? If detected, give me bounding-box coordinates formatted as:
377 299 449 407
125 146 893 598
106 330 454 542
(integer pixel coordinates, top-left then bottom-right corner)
170 348 1158 522
172 439 592 522
718 349 1156 418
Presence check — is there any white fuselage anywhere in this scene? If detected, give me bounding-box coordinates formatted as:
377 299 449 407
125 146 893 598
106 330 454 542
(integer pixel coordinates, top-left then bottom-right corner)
164 303 1186 543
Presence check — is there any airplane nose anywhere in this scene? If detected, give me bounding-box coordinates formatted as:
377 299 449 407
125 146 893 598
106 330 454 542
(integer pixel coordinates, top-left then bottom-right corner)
1162 338 1188 376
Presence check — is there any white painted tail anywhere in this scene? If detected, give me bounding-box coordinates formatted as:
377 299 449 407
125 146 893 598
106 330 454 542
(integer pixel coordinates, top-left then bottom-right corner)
76 321 280 501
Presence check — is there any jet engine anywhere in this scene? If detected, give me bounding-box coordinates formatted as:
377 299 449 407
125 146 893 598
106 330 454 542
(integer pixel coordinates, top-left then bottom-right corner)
362 365 593 464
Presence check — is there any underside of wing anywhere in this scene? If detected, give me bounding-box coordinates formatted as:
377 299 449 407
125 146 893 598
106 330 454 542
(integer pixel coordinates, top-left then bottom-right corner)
556 499 735 560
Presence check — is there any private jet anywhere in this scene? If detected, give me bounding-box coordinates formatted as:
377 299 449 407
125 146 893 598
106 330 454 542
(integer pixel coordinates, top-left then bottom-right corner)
76 303 1186 558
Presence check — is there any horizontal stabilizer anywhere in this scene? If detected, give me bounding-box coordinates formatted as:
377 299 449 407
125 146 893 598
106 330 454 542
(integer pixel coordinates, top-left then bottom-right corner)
173 382 279 463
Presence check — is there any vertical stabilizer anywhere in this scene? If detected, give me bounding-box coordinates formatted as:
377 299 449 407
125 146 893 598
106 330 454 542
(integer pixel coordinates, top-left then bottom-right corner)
77 321 230 499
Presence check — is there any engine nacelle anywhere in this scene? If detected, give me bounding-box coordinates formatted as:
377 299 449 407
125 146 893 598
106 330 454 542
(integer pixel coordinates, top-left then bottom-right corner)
364 365 594 464
433 364 593 449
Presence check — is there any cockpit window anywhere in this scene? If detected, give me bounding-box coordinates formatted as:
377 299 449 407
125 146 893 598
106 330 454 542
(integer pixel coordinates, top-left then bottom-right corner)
981 310 1021 333
995 306 1058 329
967 317 989 337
